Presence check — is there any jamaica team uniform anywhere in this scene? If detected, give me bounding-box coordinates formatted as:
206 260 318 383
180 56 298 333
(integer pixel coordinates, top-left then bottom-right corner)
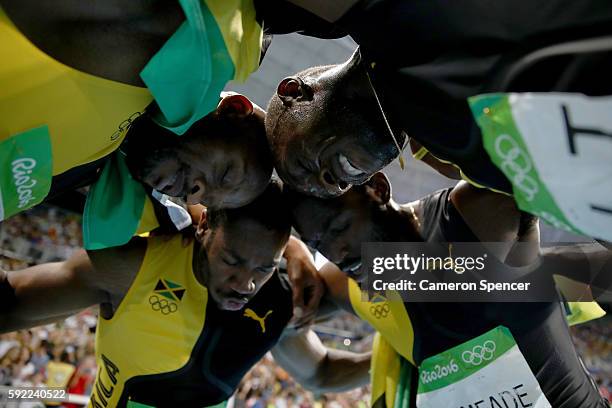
349 189 607 408
90 236 292 408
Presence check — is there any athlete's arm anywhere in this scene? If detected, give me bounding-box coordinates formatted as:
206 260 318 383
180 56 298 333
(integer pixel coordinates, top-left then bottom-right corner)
450 181 532 261
284 236 325 328
0 238 145 333
272 329 370 393
318 261 354 314
0 251 107 333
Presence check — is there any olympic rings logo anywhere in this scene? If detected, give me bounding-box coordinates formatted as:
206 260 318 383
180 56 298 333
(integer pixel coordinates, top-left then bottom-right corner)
369 303 390 319
149 295 178 315
494 134 539 201
461 340 496 366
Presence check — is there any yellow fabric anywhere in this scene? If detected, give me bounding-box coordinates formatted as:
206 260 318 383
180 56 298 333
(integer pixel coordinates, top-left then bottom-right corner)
567 301 606 326
553 276 606 325
135 196 160 235
348 279 415 364
91 236 208 408
412 146 429 161
370 332 401 408
0 8 152 175
413 145 511 196
205 0 263 82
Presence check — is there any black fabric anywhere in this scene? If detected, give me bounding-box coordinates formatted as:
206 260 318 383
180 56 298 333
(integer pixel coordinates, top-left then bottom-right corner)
259 0 612 193
40 156 109 214
119 272 293 408
47 156 107 200
408 188 609 407
341 0 612 193
0 274 18 313
254 0 347 39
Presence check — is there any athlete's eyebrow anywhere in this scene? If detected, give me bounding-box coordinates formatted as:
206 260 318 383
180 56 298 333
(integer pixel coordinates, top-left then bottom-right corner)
223 248 245 264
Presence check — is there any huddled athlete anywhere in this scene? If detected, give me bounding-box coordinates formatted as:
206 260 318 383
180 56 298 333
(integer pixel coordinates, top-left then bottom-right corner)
1 1 611 407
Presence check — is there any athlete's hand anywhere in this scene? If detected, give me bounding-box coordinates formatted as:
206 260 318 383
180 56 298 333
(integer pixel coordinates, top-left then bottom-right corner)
284 236 324 330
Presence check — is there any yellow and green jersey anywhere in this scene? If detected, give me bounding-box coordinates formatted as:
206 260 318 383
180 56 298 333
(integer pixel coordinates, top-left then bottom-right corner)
91 235 293 408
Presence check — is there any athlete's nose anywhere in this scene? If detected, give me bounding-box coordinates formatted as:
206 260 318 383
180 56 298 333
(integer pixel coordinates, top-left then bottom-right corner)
185 179 206 205
328 243 349 265
319 168 350 196
231 272 256 295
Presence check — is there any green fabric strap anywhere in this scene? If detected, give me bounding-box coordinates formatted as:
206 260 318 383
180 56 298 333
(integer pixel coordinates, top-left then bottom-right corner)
82 152 146 250
394 358 412 408
140 0 235 135
0 126 52 220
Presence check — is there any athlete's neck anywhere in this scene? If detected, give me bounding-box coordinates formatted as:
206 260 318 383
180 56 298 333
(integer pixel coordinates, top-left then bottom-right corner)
377 200 423 242
192 242 210 287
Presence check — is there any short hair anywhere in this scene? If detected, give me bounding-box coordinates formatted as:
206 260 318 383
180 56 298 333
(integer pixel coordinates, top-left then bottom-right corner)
123 110 179 179
208 178 291 238
123 103 268 181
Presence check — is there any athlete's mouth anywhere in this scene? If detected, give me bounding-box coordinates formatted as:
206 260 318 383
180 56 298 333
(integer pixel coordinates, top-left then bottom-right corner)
223 296 249 311
339 259 363 280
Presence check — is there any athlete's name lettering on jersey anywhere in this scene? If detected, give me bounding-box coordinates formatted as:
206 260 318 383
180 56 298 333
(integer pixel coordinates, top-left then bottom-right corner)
90 354 119 408
11 158 38 209
458 383 533 408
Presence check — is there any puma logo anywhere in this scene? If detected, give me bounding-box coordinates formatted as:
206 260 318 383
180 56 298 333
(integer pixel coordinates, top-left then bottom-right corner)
243 308 273 333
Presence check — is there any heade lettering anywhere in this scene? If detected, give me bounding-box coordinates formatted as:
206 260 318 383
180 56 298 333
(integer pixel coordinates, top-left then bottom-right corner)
458 383 533 408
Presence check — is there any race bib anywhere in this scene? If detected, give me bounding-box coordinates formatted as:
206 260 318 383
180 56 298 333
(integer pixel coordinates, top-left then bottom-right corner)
0 126 53 220
416 326 551 408
469 93 612 241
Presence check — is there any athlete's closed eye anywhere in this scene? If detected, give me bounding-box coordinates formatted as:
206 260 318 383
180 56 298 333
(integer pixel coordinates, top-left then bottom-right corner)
330 220 350 234
222 257 239 266
255 265 276 274
222 250 243 266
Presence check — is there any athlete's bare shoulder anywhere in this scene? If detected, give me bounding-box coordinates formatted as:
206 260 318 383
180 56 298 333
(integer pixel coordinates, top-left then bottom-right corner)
86 236 147 299
0 0 184 85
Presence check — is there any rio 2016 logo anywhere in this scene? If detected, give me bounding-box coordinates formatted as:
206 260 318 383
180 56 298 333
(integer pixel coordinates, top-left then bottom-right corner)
420 359 459 384
11 158 39 209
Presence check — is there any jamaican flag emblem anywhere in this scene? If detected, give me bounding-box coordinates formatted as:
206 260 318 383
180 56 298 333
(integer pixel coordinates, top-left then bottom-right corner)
370 292 387 303
153 278 186 302
149 279 185 315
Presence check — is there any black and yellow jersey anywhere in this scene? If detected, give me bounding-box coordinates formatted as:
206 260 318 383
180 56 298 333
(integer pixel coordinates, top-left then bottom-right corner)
350 188 607 408
90 235 292 408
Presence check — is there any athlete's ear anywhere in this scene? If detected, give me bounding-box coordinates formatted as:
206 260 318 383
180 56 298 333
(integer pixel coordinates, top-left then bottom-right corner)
276 77 313 106
195 207 209 242
217 93 253 117
364 172 391 204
